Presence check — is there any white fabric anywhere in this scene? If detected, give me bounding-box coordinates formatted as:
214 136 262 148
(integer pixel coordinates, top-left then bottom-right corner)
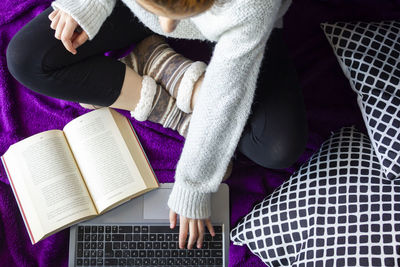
51 0 292 219
176 61 207 113
130 76 157 121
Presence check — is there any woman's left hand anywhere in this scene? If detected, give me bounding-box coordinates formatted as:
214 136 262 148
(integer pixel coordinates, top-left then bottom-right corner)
169 209 215 249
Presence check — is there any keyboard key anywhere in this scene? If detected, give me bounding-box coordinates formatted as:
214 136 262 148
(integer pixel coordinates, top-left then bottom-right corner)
137 242 144 249
202 242 209 249
149 234 156 241
84 226 91 233
131 250 138 257
76 259 83 266
118 258 127 266
83 251 90 258
147 250 154 257
166 234 173 241
173 234 179 241
113 242 120 249
141 226 149 233
161 242 168 249
105 226 111 233
112 234 124 241
162 250 170 257
179 250 186 257
190 258 199 265
214 233 223 241
149 225 179 233
169 242 177 249
112 226 118 233
216 258 223 265
123 250 130 257
97 234 104 241
97 250 103 257
90 250 96 257
143 258 151 266
205 234 212 241
78 226 84 233
98 226 104 233
145 242 152 249
187 250 194 257
210 242 223 249
91 226 97 233
125 234 132 241
139 250 146 257
83 259 89 266
151 258 158 265
153 242 160 249
199 258 206 265
157 234 164 241
155 250 162 257
121 242 128 249
114 250 122 257
134 259 142 265
212 250 223 257
96 258 103 266
78 234 83 241
167 258 174 265
141 234 148 241
214 225 223 233
129 242 136 249
175 258 182 265
105 259 118 266
90 259 96 265
195 250 202 257
171 250 179 257
91 242 96 249
182 258 190 265
133 234 140 241
203 250 211 257
127 259 135 266
133 226 140 233
98 242 104 249
119 226 132 233
84 234 90 241
105 234 111 241
159 259 166 265
207 258 215 265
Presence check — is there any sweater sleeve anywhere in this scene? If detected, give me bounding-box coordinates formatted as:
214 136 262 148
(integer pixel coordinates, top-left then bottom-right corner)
51 0 116 40
167 2 282 219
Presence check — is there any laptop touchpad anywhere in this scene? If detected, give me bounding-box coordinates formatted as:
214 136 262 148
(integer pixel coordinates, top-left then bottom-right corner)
143 189 171 220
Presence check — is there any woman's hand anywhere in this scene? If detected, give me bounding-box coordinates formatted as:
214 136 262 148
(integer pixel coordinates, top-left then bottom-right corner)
169 209 215 249
48 9 88 55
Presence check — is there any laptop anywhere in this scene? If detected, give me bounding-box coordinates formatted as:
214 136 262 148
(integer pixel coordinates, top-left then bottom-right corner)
68 182 230 266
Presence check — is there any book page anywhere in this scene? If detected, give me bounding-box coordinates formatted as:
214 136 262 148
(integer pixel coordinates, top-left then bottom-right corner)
63 108 147 213
2 130 97 243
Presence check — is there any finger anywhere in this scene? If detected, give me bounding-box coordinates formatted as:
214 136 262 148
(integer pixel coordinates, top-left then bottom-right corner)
179 217 188 249
187 220 198 249
205 218 215 236
72 31 89 49
196 220 205 249
61 20 77 54
169 209 177 229
50 12 61 30
48 10 59 20
55 15 66 40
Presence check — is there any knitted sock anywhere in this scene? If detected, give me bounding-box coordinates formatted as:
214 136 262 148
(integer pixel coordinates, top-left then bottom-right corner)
123 35 207 114
131 76 192 138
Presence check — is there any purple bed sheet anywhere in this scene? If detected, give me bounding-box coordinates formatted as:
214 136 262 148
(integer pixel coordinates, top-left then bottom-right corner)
1 0 400 266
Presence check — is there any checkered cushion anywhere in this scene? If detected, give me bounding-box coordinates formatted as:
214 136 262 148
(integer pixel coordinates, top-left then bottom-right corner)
321 21 400 180
230 127 400 267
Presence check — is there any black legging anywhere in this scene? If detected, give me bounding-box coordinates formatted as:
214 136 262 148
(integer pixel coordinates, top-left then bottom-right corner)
6 1 308 169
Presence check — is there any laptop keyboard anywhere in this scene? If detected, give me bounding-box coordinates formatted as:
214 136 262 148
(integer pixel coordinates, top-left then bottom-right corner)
75 223 224 266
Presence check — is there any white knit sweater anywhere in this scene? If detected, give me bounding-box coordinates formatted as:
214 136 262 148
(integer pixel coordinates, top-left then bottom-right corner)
51 0 292 219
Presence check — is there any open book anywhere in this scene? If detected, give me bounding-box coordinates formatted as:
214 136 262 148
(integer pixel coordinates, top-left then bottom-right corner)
1 107 159 244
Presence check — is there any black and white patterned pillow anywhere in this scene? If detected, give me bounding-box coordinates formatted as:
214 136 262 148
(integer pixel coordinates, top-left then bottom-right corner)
321 21 400 180
230 127 400 267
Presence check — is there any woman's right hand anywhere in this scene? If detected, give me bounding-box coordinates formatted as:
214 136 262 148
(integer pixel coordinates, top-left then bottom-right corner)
48 9 88 55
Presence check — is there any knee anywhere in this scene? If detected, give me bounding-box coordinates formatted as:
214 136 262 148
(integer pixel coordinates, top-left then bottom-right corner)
249 124 308 170
6 31 39 86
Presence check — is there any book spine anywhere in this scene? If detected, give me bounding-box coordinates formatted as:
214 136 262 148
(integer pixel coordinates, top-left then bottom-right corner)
1 156 36 244
126 118 160 187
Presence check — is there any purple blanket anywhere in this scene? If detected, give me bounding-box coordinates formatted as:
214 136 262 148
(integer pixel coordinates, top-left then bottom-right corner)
1 0 400 266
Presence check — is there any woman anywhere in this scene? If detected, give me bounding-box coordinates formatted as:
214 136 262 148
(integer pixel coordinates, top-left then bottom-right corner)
6 0 307 250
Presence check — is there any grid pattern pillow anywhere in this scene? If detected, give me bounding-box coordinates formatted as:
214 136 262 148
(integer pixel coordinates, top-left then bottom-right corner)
321 21 400 180
230 127 400 267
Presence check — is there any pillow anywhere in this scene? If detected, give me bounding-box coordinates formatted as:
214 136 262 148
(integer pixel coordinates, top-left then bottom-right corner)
230 127 400 266
321 21 400 180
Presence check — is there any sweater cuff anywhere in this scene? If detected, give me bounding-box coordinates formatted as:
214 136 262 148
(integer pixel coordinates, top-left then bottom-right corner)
51 0 112 40
167 183 211 219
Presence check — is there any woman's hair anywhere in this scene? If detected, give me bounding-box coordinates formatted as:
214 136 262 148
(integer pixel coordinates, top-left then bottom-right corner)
145 0 217 15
